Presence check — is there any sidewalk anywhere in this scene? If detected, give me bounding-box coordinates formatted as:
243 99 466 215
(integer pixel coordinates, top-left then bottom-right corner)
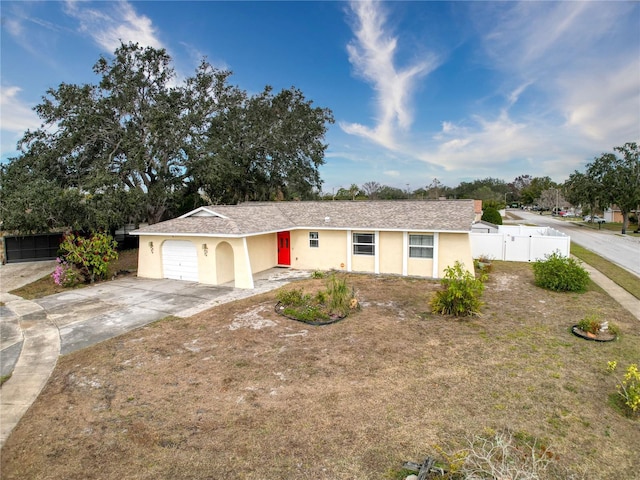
578 261 640 322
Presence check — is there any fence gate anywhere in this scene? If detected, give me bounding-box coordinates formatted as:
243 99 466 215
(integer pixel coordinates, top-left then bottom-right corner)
504 235 531 262
3 234 63 263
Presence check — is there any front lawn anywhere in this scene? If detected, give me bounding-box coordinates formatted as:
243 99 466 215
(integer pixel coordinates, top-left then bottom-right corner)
1 262 638 479
580 221 640 236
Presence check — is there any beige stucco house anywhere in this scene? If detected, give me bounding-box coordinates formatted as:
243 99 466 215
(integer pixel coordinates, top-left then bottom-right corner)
132 200 476 289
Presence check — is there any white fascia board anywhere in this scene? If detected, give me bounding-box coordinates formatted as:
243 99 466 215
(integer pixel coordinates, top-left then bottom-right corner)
130 231 241 238
295 226 471 233
131 226 472 237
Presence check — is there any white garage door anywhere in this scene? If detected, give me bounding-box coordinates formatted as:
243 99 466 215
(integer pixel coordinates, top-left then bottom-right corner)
162 240 199 282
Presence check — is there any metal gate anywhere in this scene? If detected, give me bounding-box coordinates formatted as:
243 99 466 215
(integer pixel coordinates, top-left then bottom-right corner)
3 234 63 263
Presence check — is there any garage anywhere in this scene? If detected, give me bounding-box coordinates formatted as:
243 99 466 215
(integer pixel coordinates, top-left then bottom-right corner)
162 240 199 282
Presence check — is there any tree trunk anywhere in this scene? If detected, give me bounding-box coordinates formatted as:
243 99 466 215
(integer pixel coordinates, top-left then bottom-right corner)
147 205 166 225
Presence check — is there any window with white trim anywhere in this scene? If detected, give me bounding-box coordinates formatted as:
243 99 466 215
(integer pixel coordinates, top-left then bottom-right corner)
309 232 319 248
409 234 434 258
353 232 375 256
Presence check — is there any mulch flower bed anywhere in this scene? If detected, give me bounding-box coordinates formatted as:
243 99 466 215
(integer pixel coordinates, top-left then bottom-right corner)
571 325 617 342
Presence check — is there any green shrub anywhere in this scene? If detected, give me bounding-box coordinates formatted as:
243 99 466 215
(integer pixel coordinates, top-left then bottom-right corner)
276 274 358 322
431 261 485 317
276 288 309 306
283 305 329 322
60 232 118 283
532 251 589 292
577 313 601 334
326 274 353 316
481 206 503 225
314 290 327 304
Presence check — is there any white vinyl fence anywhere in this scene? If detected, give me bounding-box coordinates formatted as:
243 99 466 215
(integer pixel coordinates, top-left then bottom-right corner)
470 225 570 262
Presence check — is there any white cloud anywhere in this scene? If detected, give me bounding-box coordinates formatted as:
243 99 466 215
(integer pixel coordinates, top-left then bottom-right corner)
64 0 162 52
414 1 639 181
0 86 41 159
341 0 438 149
384 170 400 178
559 58 640 143
0 86 40 133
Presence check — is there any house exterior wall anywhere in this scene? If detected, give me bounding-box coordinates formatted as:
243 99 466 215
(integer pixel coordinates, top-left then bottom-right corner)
379 231 403 275
137 229 474 287
289 229 470 278
136 235 256 288
246 233 277 274
137 235 169 279
215 242 234 285
289 229 348 271
437 232 474 275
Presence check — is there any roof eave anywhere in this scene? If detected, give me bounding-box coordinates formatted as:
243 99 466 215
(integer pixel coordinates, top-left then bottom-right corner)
131 226 473 237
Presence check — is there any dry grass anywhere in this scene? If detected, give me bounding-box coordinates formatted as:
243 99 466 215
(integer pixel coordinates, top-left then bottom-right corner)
2 262 639 479
9 249 138 300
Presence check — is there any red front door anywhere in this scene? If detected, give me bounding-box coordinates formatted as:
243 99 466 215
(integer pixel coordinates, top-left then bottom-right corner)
277 231 291 265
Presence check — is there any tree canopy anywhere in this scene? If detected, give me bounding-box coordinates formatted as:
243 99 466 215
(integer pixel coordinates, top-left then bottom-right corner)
0 42 334 233
585 142 639 233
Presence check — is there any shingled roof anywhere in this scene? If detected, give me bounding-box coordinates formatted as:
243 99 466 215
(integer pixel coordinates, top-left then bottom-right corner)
133 200 476 237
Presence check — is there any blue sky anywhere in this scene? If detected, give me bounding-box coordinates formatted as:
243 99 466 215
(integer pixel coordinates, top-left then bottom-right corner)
1 1 639 194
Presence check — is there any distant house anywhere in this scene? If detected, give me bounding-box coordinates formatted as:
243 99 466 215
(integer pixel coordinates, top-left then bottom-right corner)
132 200 476 289
604 205 638 223
471 220 499 234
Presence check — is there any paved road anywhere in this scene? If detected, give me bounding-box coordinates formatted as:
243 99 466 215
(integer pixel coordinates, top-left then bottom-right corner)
512 210 640 277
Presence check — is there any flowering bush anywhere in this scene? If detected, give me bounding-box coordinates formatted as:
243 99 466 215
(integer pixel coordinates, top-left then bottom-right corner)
607 361 640 414
60 232 118 283
51 257 80 287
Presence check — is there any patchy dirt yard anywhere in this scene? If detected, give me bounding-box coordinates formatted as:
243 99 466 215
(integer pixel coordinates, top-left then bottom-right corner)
2 262 639 479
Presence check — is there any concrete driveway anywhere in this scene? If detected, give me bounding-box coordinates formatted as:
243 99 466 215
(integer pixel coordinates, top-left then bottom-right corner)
34 276 241 354
2 267 310 359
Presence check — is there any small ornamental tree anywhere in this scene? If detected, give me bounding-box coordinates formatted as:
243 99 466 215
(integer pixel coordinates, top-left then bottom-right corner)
532 251 589 292
60 232 118 283
481 206 503 225
431 261 485 316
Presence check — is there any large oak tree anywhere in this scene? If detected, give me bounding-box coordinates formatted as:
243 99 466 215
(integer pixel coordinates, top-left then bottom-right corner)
1 43 333 233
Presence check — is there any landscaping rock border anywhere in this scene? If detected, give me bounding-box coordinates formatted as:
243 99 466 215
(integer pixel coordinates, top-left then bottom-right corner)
571 325 617 342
